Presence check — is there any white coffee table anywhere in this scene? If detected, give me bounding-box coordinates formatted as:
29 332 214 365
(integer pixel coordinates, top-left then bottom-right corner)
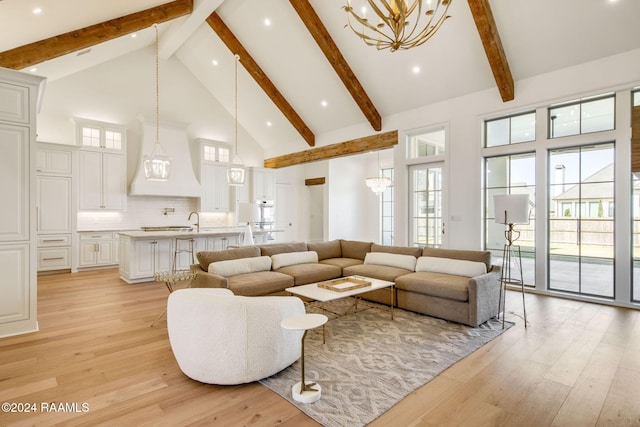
286 275 395 323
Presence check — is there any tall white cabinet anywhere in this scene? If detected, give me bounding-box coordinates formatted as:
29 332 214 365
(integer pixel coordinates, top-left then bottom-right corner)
198 139 231 213
36 142 76 272
0 68 45 338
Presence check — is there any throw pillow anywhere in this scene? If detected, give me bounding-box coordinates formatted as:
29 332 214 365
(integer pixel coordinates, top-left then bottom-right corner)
364 252 417 271
208 256 272 277
271 251 318 270
415 256 487 277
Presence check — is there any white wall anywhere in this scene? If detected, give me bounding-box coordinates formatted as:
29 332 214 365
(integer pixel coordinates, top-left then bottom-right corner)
35 45 265 230
306 48 640 249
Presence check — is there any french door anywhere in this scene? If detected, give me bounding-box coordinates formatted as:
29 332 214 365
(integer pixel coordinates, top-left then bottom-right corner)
409 162 446 248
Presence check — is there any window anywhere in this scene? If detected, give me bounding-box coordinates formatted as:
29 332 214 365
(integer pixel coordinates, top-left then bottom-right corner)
410 164 443 248
75 118 125 152
484 153 536 286
634 175 640 302
200 140 231 164
381 168 394 245
549 94 615 138
548 143 615 298
485 111 535 147
408 128 445 159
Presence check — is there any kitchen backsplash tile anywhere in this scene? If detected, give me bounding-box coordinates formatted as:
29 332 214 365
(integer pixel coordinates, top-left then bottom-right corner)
77 196 230 231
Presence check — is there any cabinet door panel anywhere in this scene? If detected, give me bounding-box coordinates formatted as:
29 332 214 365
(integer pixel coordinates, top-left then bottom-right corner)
96 242 114 265
37 176 71 234
0 82 28 123
79 242 98 266
79 151 103 210
0 125 29 242
103 153 125 210
0 244 29 322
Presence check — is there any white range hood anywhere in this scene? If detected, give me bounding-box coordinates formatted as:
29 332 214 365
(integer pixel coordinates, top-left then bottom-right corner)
130 119 201 197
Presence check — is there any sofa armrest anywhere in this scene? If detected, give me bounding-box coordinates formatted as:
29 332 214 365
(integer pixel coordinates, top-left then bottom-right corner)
467 265 501 327
189 264 229 289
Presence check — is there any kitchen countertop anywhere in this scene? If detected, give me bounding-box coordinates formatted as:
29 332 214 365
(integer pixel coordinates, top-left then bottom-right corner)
118 227 280 239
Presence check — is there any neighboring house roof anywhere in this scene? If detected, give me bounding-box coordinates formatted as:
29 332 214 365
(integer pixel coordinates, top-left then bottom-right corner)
553 164 614 201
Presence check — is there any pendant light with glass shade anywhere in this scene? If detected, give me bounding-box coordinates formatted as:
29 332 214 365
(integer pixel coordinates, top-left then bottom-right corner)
227 54 246 186
143 24 171 181
365 150 392 194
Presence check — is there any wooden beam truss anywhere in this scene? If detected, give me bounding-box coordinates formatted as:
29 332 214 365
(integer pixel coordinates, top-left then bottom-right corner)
264 130 397 168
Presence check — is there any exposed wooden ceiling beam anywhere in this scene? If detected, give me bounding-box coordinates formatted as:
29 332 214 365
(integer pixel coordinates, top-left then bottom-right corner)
264 130 397 168
206 12 315 147
0 0 193 70
289 0 382 131
467 0 514 102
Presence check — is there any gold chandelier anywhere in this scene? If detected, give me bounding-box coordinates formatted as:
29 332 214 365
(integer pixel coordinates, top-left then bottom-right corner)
344 0 452 52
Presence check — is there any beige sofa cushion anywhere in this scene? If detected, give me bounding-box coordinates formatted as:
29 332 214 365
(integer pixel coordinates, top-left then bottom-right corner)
208 256 272 277
197 246 261 271
320 258 363 270
422 247 492 272
275 263 342 286
371 244 422 258
259 242 308 257
395 272 470 302
227 271 294 296
364 252 417 271
415 256 486 277
340 240 372 260
307 240 342 260
343 263 411 282
271 251 318 270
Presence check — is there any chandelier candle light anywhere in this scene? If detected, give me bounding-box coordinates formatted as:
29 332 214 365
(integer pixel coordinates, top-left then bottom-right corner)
144 24 172 181
366 151 392 194
227 54 246 186
344 0 452 52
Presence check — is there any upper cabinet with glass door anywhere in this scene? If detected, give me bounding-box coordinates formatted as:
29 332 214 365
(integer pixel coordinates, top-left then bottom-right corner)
74 117 125 153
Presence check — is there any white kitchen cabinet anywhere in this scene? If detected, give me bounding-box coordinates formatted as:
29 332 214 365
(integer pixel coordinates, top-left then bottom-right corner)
251 167 276 201
200 163 230 212
199 140 231 213
119 237 172 283
78 232 118 268
36 143 75 273
36 146 72 175
79 150 126 210
37 176 72 234
0 68 44 337
0 124 29 242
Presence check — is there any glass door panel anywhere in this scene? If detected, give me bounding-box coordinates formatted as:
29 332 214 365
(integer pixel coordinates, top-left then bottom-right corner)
410 163 444 248
548 143 614 298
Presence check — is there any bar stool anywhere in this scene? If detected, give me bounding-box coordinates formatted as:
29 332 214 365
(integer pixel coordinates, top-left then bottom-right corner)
172 236 195 271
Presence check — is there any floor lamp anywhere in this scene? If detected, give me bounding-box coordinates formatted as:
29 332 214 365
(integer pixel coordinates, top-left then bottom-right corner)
493 194 530 328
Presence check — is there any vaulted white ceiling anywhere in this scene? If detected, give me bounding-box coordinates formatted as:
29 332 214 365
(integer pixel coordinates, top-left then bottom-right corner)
2 0 639 156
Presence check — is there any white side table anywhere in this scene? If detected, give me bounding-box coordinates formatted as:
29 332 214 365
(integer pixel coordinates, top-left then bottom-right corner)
281 313 328 404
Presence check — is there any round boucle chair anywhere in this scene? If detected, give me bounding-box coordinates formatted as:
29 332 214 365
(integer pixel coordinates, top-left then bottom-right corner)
167 287 305 385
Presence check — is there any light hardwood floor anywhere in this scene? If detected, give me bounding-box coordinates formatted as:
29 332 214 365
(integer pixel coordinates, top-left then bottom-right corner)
1 269 639 426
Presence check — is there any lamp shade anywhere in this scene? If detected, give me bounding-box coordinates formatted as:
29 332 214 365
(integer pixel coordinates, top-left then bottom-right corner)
237 202 258 225
493 194 530 225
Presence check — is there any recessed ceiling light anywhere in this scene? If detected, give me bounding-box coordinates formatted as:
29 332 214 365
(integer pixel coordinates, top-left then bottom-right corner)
32 7 42 14
30 68 37 73
266 121 272 127
131 33 137 38
212 59 219 66
264 18 271 27
412 66 421 74
321 100 328 108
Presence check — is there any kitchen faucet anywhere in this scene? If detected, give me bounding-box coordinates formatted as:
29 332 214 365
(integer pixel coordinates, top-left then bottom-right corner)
188 211 200 233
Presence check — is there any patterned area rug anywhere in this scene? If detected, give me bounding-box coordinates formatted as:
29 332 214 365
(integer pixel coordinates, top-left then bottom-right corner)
260 300 511 427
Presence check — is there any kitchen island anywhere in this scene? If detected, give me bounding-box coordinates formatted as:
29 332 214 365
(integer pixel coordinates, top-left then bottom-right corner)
118 227 277 283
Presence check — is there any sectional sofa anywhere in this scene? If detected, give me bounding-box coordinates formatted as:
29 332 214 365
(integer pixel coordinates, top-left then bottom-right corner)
190 239 501 327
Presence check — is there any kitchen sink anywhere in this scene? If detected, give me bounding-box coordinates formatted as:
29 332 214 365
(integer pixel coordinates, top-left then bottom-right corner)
141 226 193 232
